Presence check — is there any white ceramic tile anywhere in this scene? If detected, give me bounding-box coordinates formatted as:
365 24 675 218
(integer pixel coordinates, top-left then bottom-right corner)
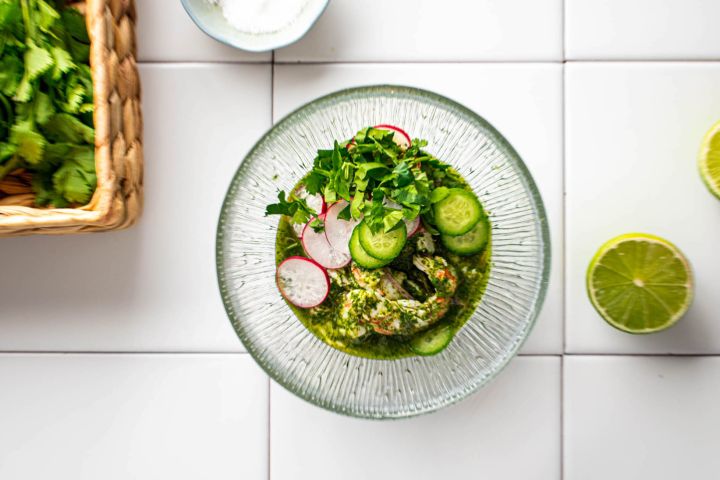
565 64 720 354
0 64 271 351
565 356 720 480
273 64 563 354
0 354 267 480
135 0 270 62
275 0 562 62
566 0 720 60
271 357 560 480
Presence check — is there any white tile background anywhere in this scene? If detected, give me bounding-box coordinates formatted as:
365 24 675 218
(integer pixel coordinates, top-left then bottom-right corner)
2 0 720 478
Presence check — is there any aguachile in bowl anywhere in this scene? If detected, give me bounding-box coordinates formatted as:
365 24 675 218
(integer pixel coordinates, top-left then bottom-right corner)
267 125 491 359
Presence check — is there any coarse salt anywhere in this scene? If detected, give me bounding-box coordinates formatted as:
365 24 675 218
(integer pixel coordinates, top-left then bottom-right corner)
207 0 309 34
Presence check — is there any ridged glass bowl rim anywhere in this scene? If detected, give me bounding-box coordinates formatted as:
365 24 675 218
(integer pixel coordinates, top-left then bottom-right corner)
216 85 551 419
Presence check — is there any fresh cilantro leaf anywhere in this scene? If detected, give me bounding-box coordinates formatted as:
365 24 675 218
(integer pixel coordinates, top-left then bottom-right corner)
62 76 85 113
430 186 450 204
50 45 74 79
42 113 94 144
309 216 324 233
0 141 16 162
265 190 294 216
66 36 89 63
392 162 413 187
52 145 96 204
336 203 352 221
60 8 89 43
10 119 45 164
0 54 23 96
33 90 54 124
24 41 53 81
41 142 80 170
36 0 60 32
304 171 324 195
323 183 336 204
265 190 317 226
31 172 64 206
0 2 22 29
382 208 404 233
350 193 364 219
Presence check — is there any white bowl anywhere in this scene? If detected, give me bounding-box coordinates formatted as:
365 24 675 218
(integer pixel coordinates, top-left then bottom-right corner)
180 0 329 52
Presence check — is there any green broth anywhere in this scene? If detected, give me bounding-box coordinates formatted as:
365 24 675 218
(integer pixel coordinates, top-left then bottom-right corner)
275 171 491 360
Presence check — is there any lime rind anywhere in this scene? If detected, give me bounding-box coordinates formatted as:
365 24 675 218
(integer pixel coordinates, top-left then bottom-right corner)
586 233 694 334
699 120 720 200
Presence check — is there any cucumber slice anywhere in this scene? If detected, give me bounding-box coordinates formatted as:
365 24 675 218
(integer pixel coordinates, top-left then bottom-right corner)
433 188 483 236
349 227 391 269
410 325 454 356
358 221 407 261
441 216 489 255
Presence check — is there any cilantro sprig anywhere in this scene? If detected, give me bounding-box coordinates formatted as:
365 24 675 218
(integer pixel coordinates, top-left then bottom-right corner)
266 126 451 233
0 0 96 207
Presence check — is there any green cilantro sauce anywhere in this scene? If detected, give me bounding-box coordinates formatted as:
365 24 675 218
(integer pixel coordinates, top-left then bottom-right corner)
275 167 491 360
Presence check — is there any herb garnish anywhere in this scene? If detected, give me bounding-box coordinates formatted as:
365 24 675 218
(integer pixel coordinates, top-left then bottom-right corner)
266 126 450 233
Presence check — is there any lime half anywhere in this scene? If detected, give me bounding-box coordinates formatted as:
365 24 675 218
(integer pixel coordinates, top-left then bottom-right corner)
586 233 694 334
699 120 720 199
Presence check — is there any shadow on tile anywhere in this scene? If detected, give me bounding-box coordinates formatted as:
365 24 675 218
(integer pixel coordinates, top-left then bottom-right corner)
0 227 143 317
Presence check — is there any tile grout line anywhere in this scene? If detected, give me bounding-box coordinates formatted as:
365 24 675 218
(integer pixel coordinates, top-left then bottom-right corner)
0 351 252 355
561 0 567 61
272 59 566 65
560 355 565 480
560 0 567 471
134 59 720 66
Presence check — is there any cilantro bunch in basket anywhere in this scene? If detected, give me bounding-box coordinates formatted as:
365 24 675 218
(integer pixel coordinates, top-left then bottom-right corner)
0 0 96 207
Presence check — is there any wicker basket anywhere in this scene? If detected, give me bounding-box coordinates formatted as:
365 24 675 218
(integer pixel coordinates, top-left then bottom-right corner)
0 0 143 237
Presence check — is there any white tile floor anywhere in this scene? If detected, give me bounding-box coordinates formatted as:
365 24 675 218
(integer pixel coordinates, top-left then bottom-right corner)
565 356 720 480
271 357 561 480
0 354 268 479
2 0 720 478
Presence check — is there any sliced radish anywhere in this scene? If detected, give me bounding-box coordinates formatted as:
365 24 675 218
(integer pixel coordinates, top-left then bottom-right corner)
302 216 352 269
276 256 330 308
324 200 360 257
406 216 421 237
374 124 412 149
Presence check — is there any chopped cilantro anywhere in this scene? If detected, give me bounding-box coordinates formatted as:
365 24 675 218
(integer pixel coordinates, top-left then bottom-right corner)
266 126 449 233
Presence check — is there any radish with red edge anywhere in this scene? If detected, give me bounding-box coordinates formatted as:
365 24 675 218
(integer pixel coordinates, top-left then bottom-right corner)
374 124 411 149
405 216 421 237
302 216 352 269
276 256 330 308
324 200 360 257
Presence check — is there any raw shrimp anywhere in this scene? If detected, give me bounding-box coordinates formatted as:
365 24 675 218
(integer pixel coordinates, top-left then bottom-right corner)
336 255 459 338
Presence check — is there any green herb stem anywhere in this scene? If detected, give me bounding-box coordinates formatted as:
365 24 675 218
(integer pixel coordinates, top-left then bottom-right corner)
0 156 22 182
20 0 33 41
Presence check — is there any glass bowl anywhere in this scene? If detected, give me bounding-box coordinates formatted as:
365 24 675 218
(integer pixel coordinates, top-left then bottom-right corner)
216 85 551 419
181 0 329 52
